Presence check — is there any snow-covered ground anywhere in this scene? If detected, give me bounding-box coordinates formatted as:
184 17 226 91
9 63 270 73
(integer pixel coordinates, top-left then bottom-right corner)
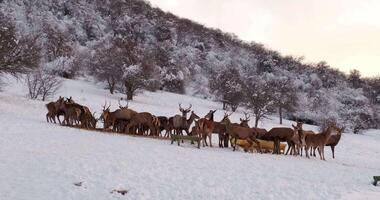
0 77 379 200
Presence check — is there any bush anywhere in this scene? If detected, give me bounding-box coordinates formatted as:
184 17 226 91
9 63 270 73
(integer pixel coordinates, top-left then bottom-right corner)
25 69 62 101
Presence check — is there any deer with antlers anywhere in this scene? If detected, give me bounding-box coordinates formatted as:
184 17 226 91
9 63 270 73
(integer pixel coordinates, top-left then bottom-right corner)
221 114 261 152
239 112 251 128
172 104 194 136
100 100 137 131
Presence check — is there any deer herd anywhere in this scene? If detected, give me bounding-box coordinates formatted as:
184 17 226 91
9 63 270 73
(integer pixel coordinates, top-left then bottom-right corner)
45 96 344 161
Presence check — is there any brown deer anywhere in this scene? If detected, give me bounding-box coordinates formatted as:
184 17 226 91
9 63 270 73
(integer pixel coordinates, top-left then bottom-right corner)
197 110 218 147
239 112 251 128
100 101 137 131
157 116 168 136
214 112 235 148
45 101 59 123
265 127 298 154
325 127 344 158
221 116 261 152
45 96 66 124
294 121 316 156
311 126 344 158
125 112 159 135
172 104 193 135
57 97 84 126
305 126 341 160
80 111 98 129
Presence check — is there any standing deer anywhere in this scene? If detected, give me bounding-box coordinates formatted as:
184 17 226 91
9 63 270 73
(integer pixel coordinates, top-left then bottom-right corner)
221 116 261 152
325 127 344 158
45 101 59 123
304 126 341 160
197 110 217 147
157 116 170 137
265 127 298 154
45 96 66 124
125 112 159 135
100 101 137 131
172 104 192 136
57 97 84 126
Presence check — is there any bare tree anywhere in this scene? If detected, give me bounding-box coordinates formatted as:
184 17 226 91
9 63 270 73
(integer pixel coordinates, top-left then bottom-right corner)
0 13 41 77
270 76 298 124
243 75 275 128
209 67 243 111
25 69 61 101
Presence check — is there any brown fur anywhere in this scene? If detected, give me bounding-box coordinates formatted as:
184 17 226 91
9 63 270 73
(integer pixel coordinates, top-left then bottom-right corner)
305 126 341 160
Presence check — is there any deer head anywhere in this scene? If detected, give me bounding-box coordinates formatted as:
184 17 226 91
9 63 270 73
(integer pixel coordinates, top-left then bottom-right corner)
204 109 217 120
179 103 192 118
240 112 250 126
296 121 304 129
100 101 111 127
221 112 233 124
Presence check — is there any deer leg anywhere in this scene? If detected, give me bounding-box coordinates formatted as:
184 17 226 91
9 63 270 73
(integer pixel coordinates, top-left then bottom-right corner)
317 146 322 160
331 146 335 159
209 133 212 148
305 145 310 158
253 138 261 153
285 142 291 155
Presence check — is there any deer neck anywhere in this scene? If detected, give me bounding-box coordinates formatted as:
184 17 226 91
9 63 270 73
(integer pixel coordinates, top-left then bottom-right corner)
321 128 333 144
187 115 196 126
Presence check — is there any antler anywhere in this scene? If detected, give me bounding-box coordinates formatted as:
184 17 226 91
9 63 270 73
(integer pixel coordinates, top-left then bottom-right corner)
179 103 184 112
102 100 111 111
185 104 192 112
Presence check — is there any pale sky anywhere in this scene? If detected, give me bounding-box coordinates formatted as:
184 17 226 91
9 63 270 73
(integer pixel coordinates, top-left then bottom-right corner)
148 0 380 77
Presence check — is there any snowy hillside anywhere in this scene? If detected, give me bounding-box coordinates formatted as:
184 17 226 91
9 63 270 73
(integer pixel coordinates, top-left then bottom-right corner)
0 77 379 200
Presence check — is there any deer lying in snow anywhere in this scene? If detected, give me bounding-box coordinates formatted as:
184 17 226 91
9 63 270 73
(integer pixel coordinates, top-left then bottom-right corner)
305 125 343 160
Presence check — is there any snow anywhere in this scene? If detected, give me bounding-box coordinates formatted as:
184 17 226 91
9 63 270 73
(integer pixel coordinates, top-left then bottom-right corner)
0 77 380 200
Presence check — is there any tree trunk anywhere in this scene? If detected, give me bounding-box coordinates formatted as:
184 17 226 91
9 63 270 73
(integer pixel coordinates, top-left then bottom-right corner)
255 116 259 128
107 77 115 94
126 90 133 100
222 101 227 110
279 106 283 125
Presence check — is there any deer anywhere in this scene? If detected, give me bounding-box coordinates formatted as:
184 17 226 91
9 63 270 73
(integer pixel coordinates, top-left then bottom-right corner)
310 126 344 159
79 111 98 129
172 104 193 136
221 116 261 152
56 97 84 126
325 127 344 158
196 110 218 147
100 101 137 131
294 121 316 156
45 100 60 123
265 127 299 154
239 112 251 128
157 116 171 137
125 112 159 136
45 96 66 124
304 125 342 160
